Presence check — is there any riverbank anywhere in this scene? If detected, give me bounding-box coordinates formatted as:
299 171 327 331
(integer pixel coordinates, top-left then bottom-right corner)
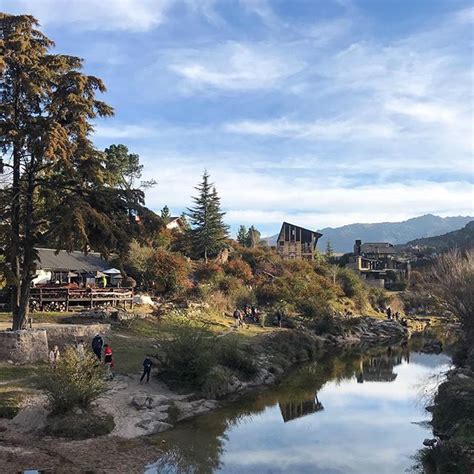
420 336 474 473
1 333 445 474
0 315 408 449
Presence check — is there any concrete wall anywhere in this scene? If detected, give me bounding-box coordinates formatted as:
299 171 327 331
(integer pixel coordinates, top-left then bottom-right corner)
41 324 111 347
0 330 49 364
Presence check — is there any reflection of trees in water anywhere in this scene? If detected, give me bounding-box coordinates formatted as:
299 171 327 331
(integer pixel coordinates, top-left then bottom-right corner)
149 345 412 472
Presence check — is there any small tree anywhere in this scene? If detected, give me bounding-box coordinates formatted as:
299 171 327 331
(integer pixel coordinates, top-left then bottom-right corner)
187 171 229 262
40 348 106 414
325 241 334 260
160 205 171 224
247 225 261 248
236 225 248 246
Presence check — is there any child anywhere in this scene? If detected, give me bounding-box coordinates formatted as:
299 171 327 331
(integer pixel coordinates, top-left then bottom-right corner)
49 345 60 369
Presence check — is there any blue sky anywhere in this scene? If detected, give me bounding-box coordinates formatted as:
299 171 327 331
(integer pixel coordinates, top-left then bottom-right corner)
3 0 473 236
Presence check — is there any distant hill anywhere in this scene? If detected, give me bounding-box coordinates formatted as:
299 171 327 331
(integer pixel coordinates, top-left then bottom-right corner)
401 221 474 252
263 215 474 253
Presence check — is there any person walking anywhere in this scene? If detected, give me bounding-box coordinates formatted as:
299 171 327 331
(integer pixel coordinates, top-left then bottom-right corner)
140 357 153 384
49 345 60 369
104 344 114 379
92 334 104 361
276 311 283 328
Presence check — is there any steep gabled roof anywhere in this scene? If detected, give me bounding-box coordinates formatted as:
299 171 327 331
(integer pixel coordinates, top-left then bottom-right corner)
277 222 323 242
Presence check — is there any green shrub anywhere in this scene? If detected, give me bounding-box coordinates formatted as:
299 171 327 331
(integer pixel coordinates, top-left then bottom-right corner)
44 411 115 439
158 324 215 389
368 287 389 309
311 314 337 335
298 296 331 319
216 337 257 378
202 366 232 399
336 267 364 298
39 348 107 414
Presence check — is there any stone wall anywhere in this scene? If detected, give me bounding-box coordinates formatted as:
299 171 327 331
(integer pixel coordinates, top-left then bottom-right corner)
0 330 49 364
42 324 111 347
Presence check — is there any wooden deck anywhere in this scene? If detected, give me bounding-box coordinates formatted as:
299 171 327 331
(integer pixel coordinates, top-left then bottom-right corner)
29 287 134 310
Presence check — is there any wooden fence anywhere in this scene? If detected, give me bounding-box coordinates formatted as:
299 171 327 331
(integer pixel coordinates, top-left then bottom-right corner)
29 287 134 311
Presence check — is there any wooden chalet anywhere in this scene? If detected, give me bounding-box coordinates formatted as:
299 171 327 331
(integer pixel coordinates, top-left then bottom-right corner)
276 222 322 260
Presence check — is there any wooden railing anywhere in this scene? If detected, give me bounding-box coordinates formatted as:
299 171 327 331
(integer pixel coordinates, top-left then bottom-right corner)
29 287 134 311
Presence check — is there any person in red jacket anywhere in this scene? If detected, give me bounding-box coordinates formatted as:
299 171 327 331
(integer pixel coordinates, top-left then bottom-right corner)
104 344 114 379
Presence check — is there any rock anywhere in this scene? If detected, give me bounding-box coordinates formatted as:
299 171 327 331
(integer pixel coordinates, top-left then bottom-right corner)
423 438 437 447
72 407 85 415
131 395 152 410
133 294 155 306
135 419 173 433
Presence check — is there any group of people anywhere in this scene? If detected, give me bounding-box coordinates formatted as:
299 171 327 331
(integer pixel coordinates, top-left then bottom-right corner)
48 334 154 384
385 307 409 327
91 334 115 378
233 304 260 327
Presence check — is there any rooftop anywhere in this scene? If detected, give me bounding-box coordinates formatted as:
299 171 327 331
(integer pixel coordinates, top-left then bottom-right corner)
36 248 109 273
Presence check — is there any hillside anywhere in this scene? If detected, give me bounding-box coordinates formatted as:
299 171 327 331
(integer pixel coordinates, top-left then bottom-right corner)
264 215 473 253
401 221 474 252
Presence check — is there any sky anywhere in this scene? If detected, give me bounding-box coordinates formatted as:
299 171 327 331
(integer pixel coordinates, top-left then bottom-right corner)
2 0 473 236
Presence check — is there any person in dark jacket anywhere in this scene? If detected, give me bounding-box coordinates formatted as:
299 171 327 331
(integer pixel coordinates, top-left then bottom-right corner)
91 334 104 361
140 357 153 383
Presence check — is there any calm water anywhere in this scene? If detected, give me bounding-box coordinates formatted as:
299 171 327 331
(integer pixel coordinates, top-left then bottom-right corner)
146 345 451 474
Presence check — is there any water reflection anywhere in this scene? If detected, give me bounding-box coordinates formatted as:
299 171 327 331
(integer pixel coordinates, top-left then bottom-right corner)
146 345 451 474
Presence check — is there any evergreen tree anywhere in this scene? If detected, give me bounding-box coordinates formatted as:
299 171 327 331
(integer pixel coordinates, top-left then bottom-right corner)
237 225 248 246
0 14 153 329
187 171 229 262
325 241 334 260
161 205 171 224
247 225 261 248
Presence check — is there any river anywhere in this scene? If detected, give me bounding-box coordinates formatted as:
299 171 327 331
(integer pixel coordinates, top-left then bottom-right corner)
145 345 451 474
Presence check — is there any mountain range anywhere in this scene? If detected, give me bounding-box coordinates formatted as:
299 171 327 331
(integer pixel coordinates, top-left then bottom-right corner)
401 221 474 252
263 214 474 253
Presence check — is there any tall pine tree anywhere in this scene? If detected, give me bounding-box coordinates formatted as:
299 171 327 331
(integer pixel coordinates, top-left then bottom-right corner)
187 171 228 262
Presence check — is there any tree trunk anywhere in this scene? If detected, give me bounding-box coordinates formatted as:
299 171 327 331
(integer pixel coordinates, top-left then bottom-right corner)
14 164 37 330
10 145 22 330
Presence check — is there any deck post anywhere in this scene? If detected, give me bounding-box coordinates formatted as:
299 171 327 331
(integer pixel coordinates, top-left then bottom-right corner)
65 289 70 312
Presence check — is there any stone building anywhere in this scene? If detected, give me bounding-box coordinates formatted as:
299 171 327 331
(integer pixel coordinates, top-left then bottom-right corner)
348 240 410 287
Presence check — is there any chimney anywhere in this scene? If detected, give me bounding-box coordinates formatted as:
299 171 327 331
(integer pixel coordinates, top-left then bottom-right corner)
354 239 362 255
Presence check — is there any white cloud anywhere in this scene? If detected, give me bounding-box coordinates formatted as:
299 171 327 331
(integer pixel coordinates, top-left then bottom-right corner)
2 0 171 31
224 117 397 140
168 42 305 91
94 124 157 139
385 99 459 124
